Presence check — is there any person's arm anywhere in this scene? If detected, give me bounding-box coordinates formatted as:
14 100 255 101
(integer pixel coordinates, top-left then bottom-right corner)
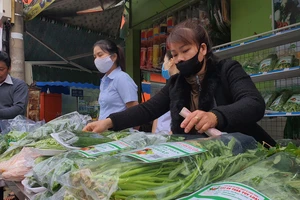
109 83 170 131
126 101 138 108
152 119 158 133
211 60 265 130
0 82 28 119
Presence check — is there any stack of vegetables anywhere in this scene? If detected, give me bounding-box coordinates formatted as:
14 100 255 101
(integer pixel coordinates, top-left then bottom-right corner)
180 142 300 199
55 133 261 200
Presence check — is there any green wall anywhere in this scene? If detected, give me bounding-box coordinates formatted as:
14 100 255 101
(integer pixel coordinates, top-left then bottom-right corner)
231 0 273 41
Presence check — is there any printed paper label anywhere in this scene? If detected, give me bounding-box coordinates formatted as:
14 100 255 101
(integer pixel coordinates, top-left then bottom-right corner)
79 140 132 157
178 182 270 200
126 142 206 163
287 94 300 105
278 56 292 64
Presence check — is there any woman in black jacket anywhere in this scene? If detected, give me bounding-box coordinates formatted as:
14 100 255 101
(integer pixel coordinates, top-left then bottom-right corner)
84 19 276 146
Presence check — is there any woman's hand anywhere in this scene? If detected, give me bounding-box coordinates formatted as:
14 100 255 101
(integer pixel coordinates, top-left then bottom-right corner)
83 118 113 133
180 110 217 133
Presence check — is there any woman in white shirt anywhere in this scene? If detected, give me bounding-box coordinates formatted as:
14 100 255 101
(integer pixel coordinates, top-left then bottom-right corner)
152 51 179 134
93 40 138 120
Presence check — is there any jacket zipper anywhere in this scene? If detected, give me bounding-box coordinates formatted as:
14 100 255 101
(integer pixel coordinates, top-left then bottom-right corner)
196 75 202 92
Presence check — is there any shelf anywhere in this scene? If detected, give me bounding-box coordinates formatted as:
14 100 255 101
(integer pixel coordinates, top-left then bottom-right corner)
264 112 300 117
213 25 300 59
250 66 300 83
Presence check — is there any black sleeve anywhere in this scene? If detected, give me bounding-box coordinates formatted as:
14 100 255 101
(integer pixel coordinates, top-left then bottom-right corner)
109 83 171 131
211 60 265 130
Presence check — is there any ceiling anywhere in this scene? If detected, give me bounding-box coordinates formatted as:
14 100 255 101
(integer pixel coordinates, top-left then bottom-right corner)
24 0 126 73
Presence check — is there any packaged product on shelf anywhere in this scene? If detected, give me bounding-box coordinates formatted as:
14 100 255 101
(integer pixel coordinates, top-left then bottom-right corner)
273 55 298 70
152 25 160 68
61 133 262 200
283 93 300 112
262 91 279 110
159 23 167 66
269 90 293 111
242 60 259 75
258 54 278 72
146 28 153 68
140 29 147 69
180 152 300 200
167 16 175 33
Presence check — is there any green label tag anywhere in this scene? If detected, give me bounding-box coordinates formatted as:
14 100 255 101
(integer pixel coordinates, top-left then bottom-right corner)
126 142 206 163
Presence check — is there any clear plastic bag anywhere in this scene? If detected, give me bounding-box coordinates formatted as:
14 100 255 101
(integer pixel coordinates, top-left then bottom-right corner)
61 133 260 200
187 152 300 200
0 147 40 181
31 132 169 194
0 115 44 134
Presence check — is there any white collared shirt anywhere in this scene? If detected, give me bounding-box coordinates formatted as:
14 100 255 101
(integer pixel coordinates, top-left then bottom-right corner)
98 67 138 120
0 75 13 86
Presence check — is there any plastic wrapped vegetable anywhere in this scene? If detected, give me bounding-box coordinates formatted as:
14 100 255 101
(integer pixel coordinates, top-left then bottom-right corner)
273 55 298 70
269 90 293 111
0 147 40 181
181 152 300 200
31 132 168 193
0 115 44 134
262 91 279 110
242 60 259 75
258 54 278 72
61 133 261 200
283 94 300 112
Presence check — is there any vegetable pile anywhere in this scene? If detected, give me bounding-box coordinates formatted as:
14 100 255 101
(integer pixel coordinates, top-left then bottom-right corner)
61 134 260 200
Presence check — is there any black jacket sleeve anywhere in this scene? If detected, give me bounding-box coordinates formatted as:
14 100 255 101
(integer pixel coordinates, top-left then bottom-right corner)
109 83 171 131
211 60 265 130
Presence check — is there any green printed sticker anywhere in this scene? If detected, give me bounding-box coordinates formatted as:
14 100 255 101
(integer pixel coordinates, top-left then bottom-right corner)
126 142 206 163
79 140 133 157
178 182 270 200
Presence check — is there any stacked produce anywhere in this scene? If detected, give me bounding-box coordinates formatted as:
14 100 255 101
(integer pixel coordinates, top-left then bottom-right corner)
58 133 260 200
180 142 300 200
27 132 170 194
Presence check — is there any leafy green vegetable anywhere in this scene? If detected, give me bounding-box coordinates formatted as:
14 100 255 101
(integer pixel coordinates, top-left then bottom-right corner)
269 89 293 111
65 136 260 200
5 130 28 143
259 54 278 72
27 138 66 150
283 94 300 112
72 137 114 147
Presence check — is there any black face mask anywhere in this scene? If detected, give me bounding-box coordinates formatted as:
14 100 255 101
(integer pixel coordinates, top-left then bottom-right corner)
176 49 204 77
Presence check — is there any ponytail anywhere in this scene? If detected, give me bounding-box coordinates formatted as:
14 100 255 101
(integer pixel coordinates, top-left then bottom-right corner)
117 45 126 71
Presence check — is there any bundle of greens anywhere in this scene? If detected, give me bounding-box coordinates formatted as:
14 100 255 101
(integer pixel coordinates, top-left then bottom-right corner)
62 133 261 200
31 132 169 194
262 91 279 110
217 152 300 199
258 54 278 72
269 89 293 111
283 94 300 112
273 55 299 70
26 138 66 150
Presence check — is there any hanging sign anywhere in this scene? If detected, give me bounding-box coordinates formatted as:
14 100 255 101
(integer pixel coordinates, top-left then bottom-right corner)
24 0 56 21
71 89 83 97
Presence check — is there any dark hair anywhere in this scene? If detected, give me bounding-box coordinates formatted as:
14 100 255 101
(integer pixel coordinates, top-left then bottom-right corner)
0 51 11 69
93 39 126 71
167 19 213 57
165 50 173 60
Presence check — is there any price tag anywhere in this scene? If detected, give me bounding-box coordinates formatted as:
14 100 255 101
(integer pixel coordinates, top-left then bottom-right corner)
240 42 245 45
286 112 292 116
283 68 290 71
262 72 268 75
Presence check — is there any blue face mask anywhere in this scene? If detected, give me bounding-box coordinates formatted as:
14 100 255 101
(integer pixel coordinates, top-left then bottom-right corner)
161 64 170 80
